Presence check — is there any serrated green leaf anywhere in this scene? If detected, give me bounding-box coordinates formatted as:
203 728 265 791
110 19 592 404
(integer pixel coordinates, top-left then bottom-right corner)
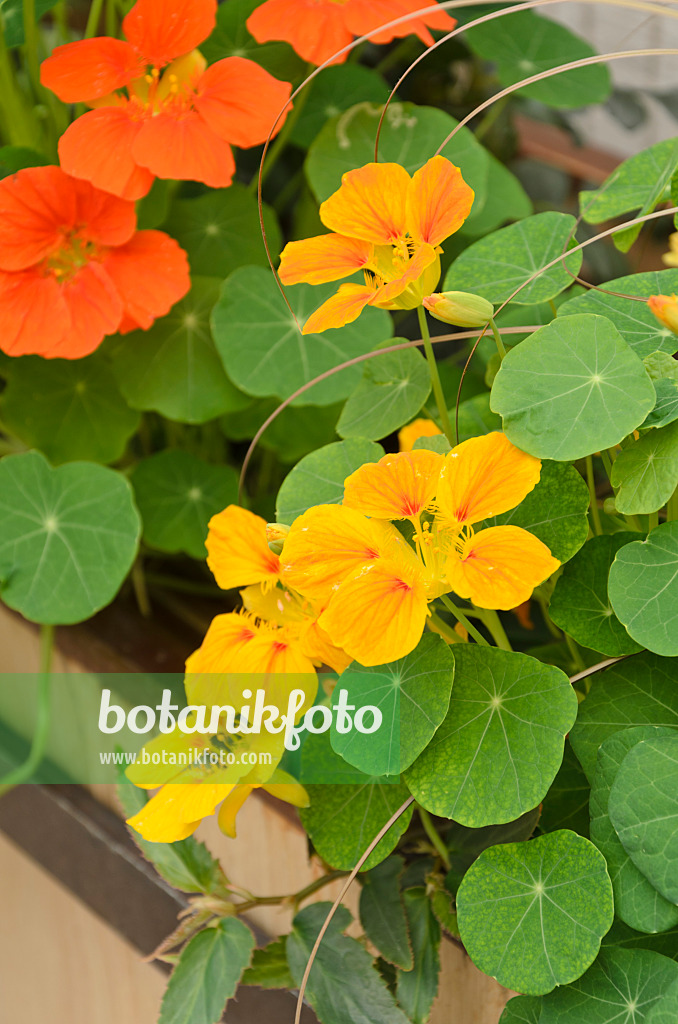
0 452 140 624
465 10 611 109
590 727 678 934
240 938 295 989
287 903 411 1024
457 830 613 994
275 438 384 524
549 534 644 657
110 277 249 423
200 0 306 78
212 266 393 406
444 213 582 306
330 634 455 776
610 421 678 515
396 888 440 1024
404 646 578 826
538 947 678 1024
0 352 140 465
290 65 391 149
608 522 678 656
337 346 431 441
491 314 655 460
159 918 255 1024
359 856 413 970
499 995 543 1024
130 451 238 560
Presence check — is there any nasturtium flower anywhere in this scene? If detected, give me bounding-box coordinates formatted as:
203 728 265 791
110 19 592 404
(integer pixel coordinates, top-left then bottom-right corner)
423 290 495 328
398 418 442 452
281 433 560 666
41 0 293 199
661 232 678 268
0 165 189 358
648 294 678 335
247 0 456 67
278 157 474 333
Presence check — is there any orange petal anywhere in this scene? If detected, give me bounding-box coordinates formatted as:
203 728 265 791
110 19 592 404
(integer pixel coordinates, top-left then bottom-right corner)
398 418 442 452
319 558 429 666
446 525 560 610
247 0 353 66
302 282 376 334
278 233 373 286
319 162 411 245
281 503 399 602
398 0 456 31
194 57 293 148
40 37 142 103
436 432 541 528
126 783 231 843
375 241 439 307
122 0 216 66
73 177 138 248
236 629 317 674
206 505 281 591
407 156 475 246
342 0 437 45
132 111 236 188
99 230 190 331
56 262 123 358
58 107 154 200
185 611 259 674
343 450 444 520
0 165 75 271
0 269 69 357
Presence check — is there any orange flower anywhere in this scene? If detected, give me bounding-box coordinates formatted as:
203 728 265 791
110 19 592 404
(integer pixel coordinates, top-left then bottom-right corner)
247 0 456 67
648 294 678 335
41 0 293 199
278 157 474 333
0 165 189 358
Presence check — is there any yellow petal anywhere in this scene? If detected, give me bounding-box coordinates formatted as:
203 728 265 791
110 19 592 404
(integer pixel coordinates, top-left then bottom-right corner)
206 505 280 590
126 783 234 843
217 784 256 838
398 418 442 452
240 583 308 626
236 628 317 674
436 432 541 527
299 616 353 674
185 612 259 675
262 772 309 809
446 525 560 610
319 558 429 666
407 156 475 246
343 450 444 520
278 233 373 285
374 242 440 309
302 282 375 334
319 162 411 245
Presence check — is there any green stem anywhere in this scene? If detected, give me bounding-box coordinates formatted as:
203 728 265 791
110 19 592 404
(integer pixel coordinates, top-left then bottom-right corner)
418 805 451 870
106 0 118 36
22 0 41 99
131 558 152 617
474 93 510 142
145 572 222 597
0 24 38 147
489 317 506 361
417 305 453 446
648 510 659 532
548 299 558 318
0 624 54 794
667 487 678 522
585 456 602 536
374 37 415 75
236 870 349 914
565 633 585 673
250 73 312 194
428 610 461 644
440 593 489 647
600 449 614 481
480 609 512 651
537 594 562 640
85 0 106 37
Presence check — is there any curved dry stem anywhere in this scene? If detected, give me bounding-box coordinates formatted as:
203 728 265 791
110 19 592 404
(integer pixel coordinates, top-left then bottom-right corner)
569 655 636 685
293 794 415 1024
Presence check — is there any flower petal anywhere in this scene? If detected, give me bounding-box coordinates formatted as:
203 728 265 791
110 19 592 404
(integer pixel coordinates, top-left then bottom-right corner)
407 156 475 245
343 0 436 45
99 229 190 331
73 178 138 247
40 37 142 103
375 241 439 306
319 162 411 244
0 165 77 271
206 505 281 591
279 233 373 286
122 0 216 66
194 57 293 148
446 525 559 610
0 269 69 356
132 111 236 188
436 432 541 527
58 107 154 200
217 785 256 838
185 612 259 674
247 0 353 66
302 282 376 334
57 262 124 358
319 558 429 666
343 450 444 520
126 783 231 843
398 418 442 452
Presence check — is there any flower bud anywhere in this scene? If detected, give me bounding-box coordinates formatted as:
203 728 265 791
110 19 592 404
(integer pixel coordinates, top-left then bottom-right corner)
648 294 678 335
662 232 678 269
266 522 289 555
423 291 494 327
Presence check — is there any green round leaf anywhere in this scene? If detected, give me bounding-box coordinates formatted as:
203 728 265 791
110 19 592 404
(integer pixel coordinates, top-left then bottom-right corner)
290 65 391 149
464 10 611 109
212 266 393 406
558 270 678 358
458 152 532 238
200 0 306 78
499 996 543 1024
275 438 384 525
455 392 501 443
538 948 678 1024
608 522 678 657
608 734 678 904
550 534 644 657
110 277 249 424
0 451 140 624
486 460 590 563
0 352 139 465
644 379 678 430
610 420 678 515
305 101 489 217
646 976 678 1024
444 212 582 306
457 830 614 994
164 183 282 279
590 726 678 934
130 451 238 560
404 646 578 826
330 634 455 776
491 314 656 460
337 346 431 441
0 145 49 177
2 0 57 47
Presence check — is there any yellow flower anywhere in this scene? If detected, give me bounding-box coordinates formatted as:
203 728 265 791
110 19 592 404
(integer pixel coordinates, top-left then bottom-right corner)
648 294 678 335
278 156 474 333
398 418 442 452
661 232 678 268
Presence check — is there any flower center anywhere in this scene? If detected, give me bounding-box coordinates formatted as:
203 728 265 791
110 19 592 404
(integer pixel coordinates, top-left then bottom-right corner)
42 230 99 282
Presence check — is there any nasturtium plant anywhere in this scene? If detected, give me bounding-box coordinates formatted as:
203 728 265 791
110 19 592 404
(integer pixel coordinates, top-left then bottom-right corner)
608 523 678 656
